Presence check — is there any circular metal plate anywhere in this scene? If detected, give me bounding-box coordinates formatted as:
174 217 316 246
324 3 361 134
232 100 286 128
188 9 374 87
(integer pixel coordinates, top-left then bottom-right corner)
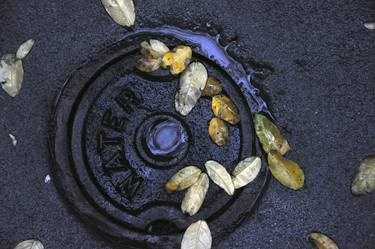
49 27 269 249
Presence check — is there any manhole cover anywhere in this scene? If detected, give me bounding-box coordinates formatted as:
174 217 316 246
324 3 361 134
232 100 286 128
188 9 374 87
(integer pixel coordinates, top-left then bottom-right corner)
49 26 270 248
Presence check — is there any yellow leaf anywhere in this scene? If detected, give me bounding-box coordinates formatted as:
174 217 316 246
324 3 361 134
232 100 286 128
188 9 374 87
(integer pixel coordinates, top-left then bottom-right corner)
309 232 339 249
211 95 240 125
267 151 304 190
208 117 229 147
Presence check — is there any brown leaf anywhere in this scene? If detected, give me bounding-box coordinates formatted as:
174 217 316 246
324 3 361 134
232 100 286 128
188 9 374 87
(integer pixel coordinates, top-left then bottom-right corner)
208 117 229 146
202 76 222 96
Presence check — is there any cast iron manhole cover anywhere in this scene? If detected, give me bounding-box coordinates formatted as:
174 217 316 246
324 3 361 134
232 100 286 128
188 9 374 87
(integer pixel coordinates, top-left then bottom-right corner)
49 26 270 248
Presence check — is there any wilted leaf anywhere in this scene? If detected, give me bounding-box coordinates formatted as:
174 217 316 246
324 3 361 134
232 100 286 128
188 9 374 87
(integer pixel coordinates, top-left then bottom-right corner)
136 57 161 72
364 22 375 30
211 95 240 125
175 62 208 116
351 156 375 195
309 232 339 249
232 156 261 189
181 220 212 249
162 45 192 75
14 239 44 249
202 76 222 96
100 0 135 27
267 150 304 190
254 113 290 155
140 40 169 59
205 160 234 195
181 173 209 216
208 117 229 147
9 133 17 146
16 39 35 60
0 54 24 97
165 166 201 192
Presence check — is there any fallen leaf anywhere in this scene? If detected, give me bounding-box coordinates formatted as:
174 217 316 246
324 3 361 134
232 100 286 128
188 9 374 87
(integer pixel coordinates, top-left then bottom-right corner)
211 95 240 125
208 117 229 147
364 22 375 30
165 166 201 192
14 239 44 249
175 62 208 116
0 54 24 97
181 173 209 216
162 45 192 75
232 156 261 189
267 150 304 190
16 39 35 60
351 156 375 195
140 40 169 59
100 0 135 27
205 160 234 195
202 76 222 96
309 232 339 249
181 220 212 249
254 113 290 155
9 133 17 146
136 57 161 72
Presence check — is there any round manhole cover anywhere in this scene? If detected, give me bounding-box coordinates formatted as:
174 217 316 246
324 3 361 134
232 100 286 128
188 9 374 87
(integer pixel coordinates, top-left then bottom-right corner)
49 27 270 248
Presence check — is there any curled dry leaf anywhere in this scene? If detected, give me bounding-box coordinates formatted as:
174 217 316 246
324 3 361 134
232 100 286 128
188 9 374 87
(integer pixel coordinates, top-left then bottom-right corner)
309 232 339 249
205 160 234 195
175 62 208 116
181 220 212 249
136 40 169 72
202 76 223 96
232 156 261 189
0 54 24 97
208 117 229 147
181 173 209 216
9 133 17 146
267 150 304 190
165 166 201 192
16 39 35 60
211 95 240 125
254 113 290 155
100 0 135 27
162 45 192 75
364 22 375 30
351 156 375 195
14 239 44 249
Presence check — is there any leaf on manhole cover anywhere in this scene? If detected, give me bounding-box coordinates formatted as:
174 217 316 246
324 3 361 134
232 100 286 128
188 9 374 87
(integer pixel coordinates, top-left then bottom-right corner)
202 76 223 97
162 45 192 75
205 160 234 195
136 39 169 72
351 156 375 195
232 156 261 189
267 150 304 190
16 39 35 60
211 95 240 125
165 166 201 192
14 239 44 249
100 0 135 27
175 61 208 116
181 220 212 249
181 173 209 216
208 117 229 147
254 113 290 155
309 232 339 249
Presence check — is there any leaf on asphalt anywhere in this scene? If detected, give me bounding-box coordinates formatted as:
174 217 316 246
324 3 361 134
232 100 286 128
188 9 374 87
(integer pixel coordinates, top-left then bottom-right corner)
16 39 35 60
100 0 135 27
351 156 375 195
309 232 339 249
267 150 304 190
14 240 44 249
254 113 290 155
181 220 212 249
232 156 261 189
0 54 24 97
205 160 234 195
